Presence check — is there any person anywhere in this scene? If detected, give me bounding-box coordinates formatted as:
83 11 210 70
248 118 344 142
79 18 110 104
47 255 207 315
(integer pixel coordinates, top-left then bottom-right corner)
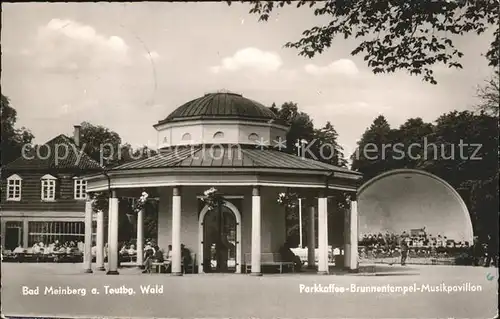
472 236 482 266
165 245 172 261
484 235 498 267
279 240 303 272
142 245 163 273
128 244 136 255
181 244 192 273
217 236 231 272
91 242 97 258
400 239 408 266
32 242 41 254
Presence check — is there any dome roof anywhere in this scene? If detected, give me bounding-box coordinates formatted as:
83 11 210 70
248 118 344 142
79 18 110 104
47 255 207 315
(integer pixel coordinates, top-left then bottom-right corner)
157 92 277 125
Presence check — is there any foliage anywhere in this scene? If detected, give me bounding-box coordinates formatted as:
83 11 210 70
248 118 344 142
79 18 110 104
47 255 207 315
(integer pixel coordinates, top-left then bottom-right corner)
277 191 299 208
200 187 225 211
313 121 348 167
351 115 393 180
475 70 500 117
78 122 158 167
1 95 35 164
231 0 499 84
90 192 110 213
133 192 149 213
78 122 123 166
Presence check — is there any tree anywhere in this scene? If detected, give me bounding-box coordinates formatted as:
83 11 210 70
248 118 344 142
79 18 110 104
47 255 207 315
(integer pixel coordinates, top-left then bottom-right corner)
232 0 499 84
475 70 500 117
1 95 35 164
351 115 393 181
273 102 316 155
313 121 348 167
390 118 434 169
78 122 158 168
417 111 498 242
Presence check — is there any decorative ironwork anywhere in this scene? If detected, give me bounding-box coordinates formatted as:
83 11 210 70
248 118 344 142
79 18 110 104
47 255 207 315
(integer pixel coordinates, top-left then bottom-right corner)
200 187 224 210
277 190 299 209
134 191 149 213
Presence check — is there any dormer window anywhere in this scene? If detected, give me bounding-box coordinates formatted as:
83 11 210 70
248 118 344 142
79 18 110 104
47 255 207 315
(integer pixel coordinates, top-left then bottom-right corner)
182 133 192 141
6 174 22 201
41 174 57 201
213 131 224 139
248 133 259 142
74 177 87 200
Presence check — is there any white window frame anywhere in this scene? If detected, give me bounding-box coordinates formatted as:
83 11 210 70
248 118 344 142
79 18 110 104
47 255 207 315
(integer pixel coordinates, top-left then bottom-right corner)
6 174 22 201
73 177 87 200
41 174 57 201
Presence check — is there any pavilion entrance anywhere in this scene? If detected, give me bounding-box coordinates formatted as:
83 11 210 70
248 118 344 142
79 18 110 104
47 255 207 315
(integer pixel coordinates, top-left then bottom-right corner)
201 204 238 273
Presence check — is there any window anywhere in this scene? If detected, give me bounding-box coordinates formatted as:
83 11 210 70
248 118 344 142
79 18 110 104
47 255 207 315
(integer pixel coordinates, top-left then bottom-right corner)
41 174 57 201
28 221 93 246
213 131 224 139
181 133 192 141
74 178 87 200
6 174 22 201
248 133 259 142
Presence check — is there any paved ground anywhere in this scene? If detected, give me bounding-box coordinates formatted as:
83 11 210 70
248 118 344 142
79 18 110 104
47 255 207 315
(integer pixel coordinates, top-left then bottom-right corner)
1 262 498 319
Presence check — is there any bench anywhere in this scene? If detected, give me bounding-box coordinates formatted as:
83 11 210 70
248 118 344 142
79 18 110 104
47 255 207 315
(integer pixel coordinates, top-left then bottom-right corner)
244 253 295 274
150 253 197 274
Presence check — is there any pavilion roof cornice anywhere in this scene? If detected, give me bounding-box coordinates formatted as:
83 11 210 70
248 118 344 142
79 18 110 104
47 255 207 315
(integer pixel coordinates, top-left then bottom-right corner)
84 167 361 193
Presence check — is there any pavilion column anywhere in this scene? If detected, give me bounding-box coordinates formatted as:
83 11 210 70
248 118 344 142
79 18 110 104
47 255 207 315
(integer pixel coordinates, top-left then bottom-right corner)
251 186 262 276
83 198 93 273
307 203 316 269
171 186 182 276
22 219 29 248
349 194 359 272
136 207 144 268
317 193 328 275
107 190 119 275
96 209 105 271
344 203 351 269
0 219 6 251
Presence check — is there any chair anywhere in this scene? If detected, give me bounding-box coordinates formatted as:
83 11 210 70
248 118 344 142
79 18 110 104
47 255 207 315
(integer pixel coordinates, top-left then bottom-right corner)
151 260 171 274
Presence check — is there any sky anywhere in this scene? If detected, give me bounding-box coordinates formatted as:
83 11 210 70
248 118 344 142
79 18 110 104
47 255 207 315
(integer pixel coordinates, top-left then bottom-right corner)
2 2 496 158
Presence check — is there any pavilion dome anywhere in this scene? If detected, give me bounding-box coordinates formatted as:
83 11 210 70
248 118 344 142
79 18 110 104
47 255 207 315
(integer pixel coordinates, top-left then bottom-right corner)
157 92 278 125
154 91 287 148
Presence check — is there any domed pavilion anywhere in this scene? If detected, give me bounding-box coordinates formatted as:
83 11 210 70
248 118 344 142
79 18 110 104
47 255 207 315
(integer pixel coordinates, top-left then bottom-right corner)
84 92 363 275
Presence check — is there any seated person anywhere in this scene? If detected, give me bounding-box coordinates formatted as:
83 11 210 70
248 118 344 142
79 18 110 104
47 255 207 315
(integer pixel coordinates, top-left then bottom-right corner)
120 244 128 255
142 245 164 273
165 245 172 262
32 243 41 254
13 245 25 254
279 240 303 272
181 244 192 269
128 244 136 255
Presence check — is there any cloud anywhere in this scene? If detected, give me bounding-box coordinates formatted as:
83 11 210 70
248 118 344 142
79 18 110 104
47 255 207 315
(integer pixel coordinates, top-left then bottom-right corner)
210 47 283 73
33 18 130 71
144 51 160 61
305 59 359 76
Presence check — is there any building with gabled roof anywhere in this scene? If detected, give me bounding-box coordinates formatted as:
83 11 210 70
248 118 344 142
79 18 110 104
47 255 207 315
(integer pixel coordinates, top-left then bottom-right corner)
1 126 102 251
